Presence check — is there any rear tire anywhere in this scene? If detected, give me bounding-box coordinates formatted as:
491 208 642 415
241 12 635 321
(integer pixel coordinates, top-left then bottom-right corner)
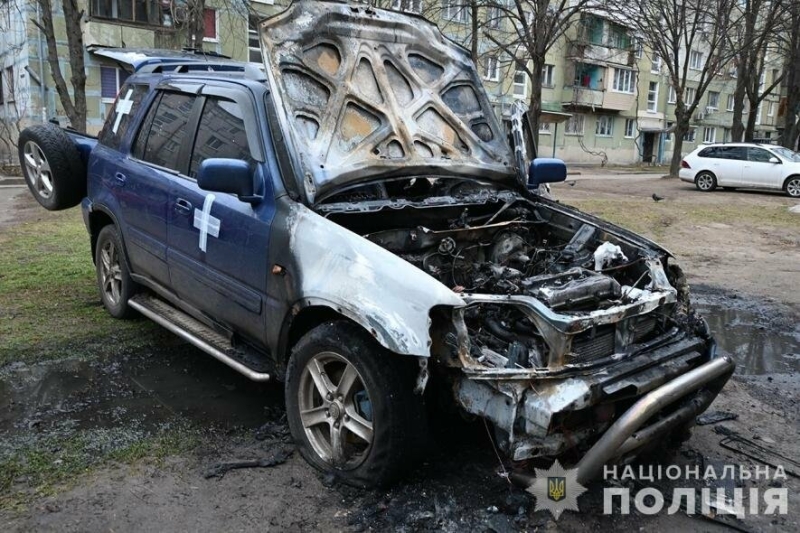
18 125 86 211
95 225 138 319
695 172 717 192
785 175 800 198
285 321 426 488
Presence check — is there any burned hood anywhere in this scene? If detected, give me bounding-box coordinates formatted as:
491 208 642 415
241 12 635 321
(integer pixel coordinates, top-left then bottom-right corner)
260 0 516 202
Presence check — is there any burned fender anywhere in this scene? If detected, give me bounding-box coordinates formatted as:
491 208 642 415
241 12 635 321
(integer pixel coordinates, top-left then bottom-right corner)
287 204 464 356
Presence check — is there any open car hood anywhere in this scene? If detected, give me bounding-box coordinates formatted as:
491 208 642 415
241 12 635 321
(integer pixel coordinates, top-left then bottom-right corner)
259 0 517 203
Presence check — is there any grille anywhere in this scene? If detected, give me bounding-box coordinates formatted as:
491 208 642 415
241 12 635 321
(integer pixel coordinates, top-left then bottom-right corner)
571 325 616 363
633 316 657 343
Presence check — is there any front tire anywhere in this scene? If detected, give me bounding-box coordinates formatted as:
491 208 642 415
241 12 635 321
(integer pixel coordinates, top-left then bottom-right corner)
785 175 800 198
95 225 138 319
285 321 426 487
695 172 717 192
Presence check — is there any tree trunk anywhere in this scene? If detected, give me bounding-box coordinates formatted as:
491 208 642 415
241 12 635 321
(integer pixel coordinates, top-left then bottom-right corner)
35 0 86 132
469 1 479 65
782 6 800 149
668 110 690 177
186 0 206 50
528 57 545 150
744 100 758 141
731 64 747 142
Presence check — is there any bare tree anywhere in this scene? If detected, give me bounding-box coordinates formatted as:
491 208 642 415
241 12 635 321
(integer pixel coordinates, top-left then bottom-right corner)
727 0 785 142
617 0 743 176
32 0 87 132
483 0 592 141
779 2 800 150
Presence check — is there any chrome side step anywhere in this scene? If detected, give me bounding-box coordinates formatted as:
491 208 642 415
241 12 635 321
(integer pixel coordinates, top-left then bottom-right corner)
128 293 272 382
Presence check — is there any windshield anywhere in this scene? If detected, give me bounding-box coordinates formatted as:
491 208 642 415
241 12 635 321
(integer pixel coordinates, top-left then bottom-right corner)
770 146 800 162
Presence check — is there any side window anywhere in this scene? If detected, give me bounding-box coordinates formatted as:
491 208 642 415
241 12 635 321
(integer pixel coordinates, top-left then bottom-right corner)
748 148 772 162
721 147 746 160
698 147 718 158
133 92 197 171
98 83 149 150
189 97 253 177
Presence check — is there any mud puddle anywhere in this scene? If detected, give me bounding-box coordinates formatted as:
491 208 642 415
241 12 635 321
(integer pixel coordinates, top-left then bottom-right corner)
694 300 800 376
0 344 283 442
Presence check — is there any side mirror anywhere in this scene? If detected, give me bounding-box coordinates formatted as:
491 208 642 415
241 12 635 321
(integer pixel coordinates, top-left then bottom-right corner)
769 157 781 164
528 158 567 189
197 158 261 203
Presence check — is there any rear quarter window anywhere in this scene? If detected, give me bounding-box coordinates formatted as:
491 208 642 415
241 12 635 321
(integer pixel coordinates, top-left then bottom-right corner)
98 83 149 151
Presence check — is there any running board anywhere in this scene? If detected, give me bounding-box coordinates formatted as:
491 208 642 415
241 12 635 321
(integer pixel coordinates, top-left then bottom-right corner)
128 293 272 382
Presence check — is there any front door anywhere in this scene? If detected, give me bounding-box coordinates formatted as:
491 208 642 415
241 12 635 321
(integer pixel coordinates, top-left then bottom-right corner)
642 133 655 164
742 147 784 188
166 94 273 345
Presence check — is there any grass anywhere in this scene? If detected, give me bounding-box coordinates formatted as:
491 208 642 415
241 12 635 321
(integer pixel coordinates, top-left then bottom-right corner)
0 424 202 512
0 208 163 366
567 196 798 240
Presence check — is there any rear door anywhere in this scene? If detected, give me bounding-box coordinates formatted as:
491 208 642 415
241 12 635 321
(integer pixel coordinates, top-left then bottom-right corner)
742 147 783 188
92 81 176 287
715 146 746 186
166 89 273 345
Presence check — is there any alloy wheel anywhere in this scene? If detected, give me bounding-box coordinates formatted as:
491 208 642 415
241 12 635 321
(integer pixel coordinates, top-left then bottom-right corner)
99 239 123 306
22 141 54 199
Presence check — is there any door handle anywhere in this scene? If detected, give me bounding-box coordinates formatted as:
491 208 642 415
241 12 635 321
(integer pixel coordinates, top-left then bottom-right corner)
114 172 126 186
174 198 193 215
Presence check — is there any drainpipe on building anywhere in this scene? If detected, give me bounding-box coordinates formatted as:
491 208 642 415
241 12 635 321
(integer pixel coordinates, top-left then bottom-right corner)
35 2 47 123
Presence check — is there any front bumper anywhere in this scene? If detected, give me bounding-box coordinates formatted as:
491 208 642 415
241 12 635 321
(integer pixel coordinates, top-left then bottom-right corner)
455 333 735 479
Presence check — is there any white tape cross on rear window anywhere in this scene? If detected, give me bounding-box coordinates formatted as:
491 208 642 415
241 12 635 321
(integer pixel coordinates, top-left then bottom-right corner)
193 193 220 252
112 89 135 134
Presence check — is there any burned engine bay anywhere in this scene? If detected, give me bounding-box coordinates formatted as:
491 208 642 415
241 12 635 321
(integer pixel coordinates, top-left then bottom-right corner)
319 185 687 376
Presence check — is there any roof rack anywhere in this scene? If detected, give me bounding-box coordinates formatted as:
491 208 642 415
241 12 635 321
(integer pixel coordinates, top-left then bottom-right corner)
136 61 267 82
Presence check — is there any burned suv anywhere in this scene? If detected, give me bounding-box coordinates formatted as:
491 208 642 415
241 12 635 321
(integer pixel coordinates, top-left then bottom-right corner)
18 1 733 487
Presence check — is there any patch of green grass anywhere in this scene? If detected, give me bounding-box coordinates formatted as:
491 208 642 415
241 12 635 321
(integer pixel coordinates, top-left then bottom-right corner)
0 424 202 511
568 197 797 240
0 209 163 366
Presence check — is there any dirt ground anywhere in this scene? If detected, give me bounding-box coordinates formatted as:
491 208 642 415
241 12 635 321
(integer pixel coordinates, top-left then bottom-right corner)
1 179 799 532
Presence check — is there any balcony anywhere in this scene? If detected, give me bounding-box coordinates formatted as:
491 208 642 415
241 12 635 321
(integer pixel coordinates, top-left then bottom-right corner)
567 42 634 67
562 87 636 112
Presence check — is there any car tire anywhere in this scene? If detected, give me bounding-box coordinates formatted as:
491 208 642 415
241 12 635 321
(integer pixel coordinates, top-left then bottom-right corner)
18 125 86 211
95 225 138 319
285 321 427 488
694 172 717 192
784 175 800 198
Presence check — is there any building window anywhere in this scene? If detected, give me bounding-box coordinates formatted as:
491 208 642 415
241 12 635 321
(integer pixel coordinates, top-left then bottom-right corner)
624 118 636 138
668 85 676 104
684 87 696 105
689 50 703 70
513 69 527 97
443 0 468 23
647 82 659 111
608 24 631 49
727 94 735 111
100 66 131 100
703 127 716 143
90 0 162 25
755 103 762 125
541 64 555 87
565 114 585 135
707 91 719 111
486 5 500 29
768 101 775 117
612 68 635 93
651 54 661 73
539 122 551 134
203 8 218 42
683 127 696 142
665 121 674 141
483 56 499 82
392 0 423 14
635 38 643 58
723 127 731 142
248 16 262 63
596 115 614 136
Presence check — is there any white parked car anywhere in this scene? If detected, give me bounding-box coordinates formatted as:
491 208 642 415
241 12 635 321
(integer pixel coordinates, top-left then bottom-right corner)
679 143 800 197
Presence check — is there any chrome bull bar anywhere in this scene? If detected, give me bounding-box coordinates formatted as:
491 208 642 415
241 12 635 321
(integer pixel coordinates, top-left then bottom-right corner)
574 355 735 484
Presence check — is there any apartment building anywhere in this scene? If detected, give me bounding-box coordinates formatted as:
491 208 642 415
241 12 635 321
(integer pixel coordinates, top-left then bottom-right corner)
0 0 785 164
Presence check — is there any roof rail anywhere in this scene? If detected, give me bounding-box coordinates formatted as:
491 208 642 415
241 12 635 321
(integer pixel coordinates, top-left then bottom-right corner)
136 61 267 81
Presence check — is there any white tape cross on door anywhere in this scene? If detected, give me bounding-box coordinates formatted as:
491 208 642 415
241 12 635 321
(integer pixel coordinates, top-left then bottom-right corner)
193 193 220 252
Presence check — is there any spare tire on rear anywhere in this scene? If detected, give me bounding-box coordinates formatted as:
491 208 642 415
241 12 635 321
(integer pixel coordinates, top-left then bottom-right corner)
18 124 86 211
